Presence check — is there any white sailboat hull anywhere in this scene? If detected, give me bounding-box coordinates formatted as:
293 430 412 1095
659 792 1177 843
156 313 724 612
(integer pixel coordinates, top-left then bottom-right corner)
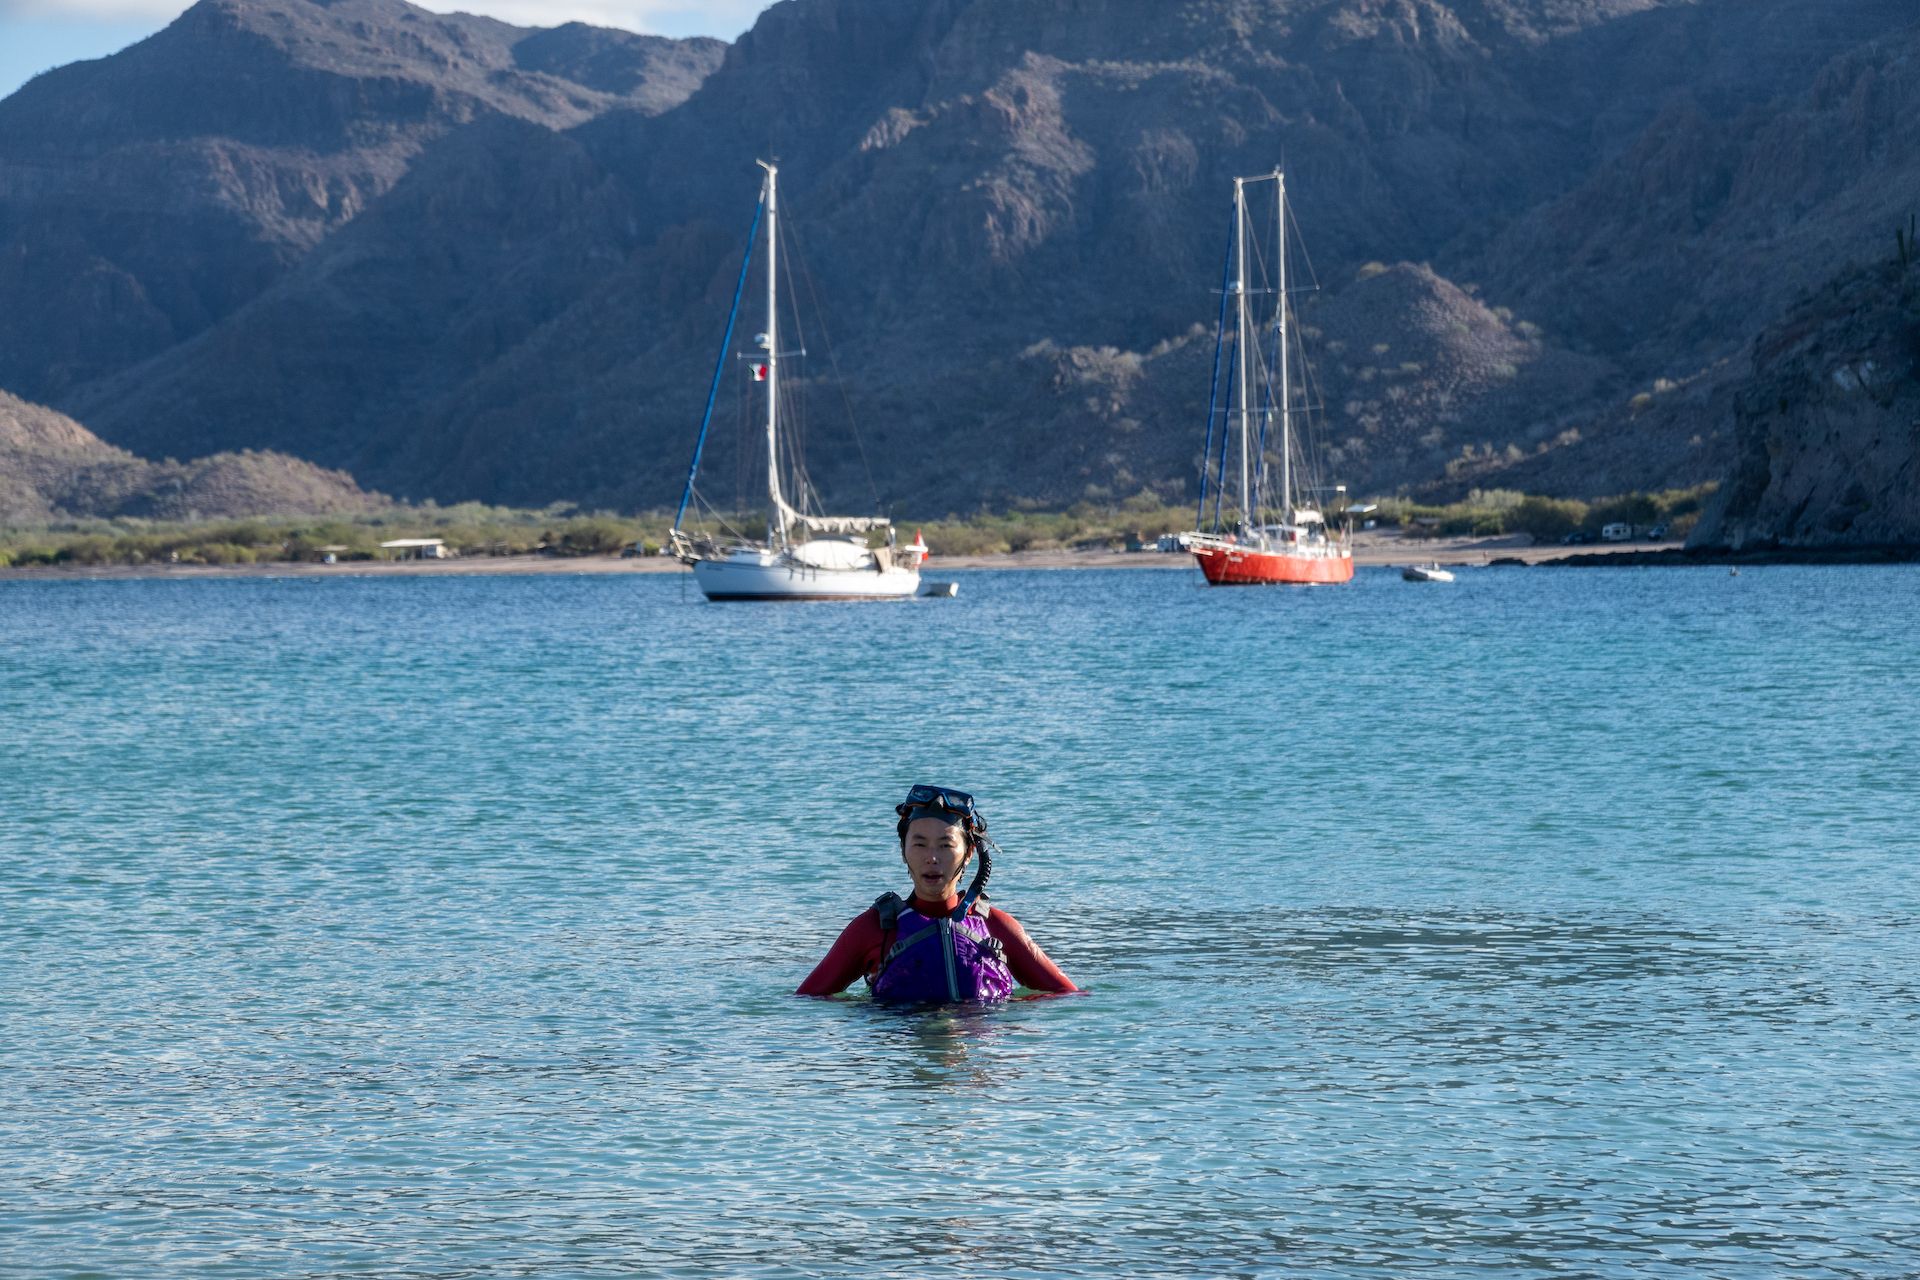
670 162 944 602
689 549 921 601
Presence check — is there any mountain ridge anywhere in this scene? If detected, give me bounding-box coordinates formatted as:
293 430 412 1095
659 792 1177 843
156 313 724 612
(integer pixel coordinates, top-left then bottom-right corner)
3 0 1917 541
0 389 377 522
0 0 723 402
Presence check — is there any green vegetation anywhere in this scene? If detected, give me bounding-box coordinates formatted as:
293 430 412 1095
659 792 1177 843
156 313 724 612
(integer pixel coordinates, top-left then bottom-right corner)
0 491 1216 566
0 484 1724 569
1377 484 1717 542
0 504 675 569
911 494 1194 556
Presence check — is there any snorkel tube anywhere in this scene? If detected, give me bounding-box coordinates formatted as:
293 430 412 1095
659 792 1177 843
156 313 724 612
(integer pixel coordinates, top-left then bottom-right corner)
953 832 995 921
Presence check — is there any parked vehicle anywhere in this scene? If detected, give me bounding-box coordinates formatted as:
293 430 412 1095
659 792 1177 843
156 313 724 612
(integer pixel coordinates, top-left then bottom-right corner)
1601 522 1633 542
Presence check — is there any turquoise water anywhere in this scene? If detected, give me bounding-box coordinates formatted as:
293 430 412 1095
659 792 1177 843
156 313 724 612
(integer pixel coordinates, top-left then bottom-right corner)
3 565 1917 1278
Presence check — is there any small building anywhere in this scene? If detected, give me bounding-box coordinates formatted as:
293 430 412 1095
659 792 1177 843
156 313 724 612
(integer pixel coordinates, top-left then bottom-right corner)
379 538 452 560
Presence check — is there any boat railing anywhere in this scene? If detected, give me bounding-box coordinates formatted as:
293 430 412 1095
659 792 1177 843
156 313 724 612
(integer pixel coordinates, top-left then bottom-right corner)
668 529 734 563
1183 529 1352 558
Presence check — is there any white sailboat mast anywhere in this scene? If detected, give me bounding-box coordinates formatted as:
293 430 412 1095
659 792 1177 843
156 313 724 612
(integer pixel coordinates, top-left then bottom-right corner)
759 159 788 549
1277 170 1291 524
1234 177 1252 530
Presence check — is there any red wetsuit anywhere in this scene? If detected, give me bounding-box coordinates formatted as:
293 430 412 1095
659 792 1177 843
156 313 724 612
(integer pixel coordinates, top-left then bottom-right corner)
796 891 1079 996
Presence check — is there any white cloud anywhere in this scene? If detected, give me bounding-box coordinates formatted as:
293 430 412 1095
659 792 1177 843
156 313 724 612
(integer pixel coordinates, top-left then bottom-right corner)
0 0 770 37
415 0 769 36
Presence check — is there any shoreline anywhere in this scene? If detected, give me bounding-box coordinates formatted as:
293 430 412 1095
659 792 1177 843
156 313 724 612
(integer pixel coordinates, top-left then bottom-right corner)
0 534 1682 582
1544 543 1920 568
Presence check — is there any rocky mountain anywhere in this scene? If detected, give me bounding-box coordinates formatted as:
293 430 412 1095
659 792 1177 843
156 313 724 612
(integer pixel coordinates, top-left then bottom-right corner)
3 0 1917 531
0 390 376 521
1689 255 1920 550
0 0 721 403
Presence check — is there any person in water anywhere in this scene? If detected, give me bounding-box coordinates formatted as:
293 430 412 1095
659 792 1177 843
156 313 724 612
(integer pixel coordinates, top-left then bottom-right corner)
796 784 1078 1001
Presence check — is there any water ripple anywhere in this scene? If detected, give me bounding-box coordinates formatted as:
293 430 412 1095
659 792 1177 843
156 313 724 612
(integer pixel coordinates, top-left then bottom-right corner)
2 566 1917 1277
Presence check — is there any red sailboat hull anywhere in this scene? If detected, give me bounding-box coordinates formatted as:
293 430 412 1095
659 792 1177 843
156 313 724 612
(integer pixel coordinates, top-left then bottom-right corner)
1193 545 1354 586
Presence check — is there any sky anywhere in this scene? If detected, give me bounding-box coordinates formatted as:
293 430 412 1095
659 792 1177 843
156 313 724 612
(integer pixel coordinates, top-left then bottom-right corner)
0 0 775 98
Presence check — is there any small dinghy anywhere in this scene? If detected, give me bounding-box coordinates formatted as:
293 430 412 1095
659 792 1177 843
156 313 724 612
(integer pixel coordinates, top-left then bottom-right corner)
1402 562 1455 583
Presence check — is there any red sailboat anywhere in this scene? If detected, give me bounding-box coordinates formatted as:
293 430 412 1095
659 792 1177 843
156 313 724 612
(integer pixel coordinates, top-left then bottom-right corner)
1184 170 1354 587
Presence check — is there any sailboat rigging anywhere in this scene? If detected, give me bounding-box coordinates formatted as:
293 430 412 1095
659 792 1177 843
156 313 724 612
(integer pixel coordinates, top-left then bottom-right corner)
1184 170 1355 586
669 160 926 601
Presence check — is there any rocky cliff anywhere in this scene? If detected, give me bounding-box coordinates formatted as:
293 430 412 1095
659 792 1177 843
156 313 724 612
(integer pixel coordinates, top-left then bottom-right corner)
3 0 1917 527
1690 256 1920 549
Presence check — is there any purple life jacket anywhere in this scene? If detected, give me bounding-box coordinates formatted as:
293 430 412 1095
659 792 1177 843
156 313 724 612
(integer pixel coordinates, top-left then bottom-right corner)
868 893 1016 1003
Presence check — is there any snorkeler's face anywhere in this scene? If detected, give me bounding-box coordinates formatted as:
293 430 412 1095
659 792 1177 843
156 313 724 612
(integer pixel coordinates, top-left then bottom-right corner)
902 817 971 901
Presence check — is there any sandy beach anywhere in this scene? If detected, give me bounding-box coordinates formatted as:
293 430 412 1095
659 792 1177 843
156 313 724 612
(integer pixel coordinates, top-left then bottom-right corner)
0 531 1664 582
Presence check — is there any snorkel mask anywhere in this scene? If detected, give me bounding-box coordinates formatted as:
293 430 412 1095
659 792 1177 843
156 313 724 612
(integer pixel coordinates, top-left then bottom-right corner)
895 783 996 920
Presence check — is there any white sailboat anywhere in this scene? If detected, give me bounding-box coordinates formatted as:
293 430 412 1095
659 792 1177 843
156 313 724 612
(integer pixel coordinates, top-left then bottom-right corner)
668 160 925 601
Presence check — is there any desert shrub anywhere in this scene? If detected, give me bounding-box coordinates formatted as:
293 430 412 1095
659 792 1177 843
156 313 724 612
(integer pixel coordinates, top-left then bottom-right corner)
55 536 117 565
112 534 171 563
919 524 1007 556
555 517 638 556
1371 498 1413 527
1004 526 1048 553
192 543 257 565
1464 488 1526 512
1507 495 1588 540
1589 493 1660 528
1129 506 1190 538
1650 483 1717 519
